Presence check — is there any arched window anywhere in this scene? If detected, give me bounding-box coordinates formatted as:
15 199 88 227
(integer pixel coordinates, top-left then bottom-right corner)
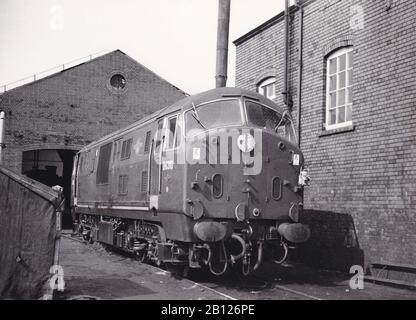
326 47 354 129
257 77 276 99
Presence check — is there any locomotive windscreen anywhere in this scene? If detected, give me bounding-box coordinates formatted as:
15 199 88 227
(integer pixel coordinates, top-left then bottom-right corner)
185 99 242 136
245 100 297 144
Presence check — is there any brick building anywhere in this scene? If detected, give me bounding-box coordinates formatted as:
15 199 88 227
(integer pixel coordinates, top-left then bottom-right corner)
0 50 186 224
235 0 415 269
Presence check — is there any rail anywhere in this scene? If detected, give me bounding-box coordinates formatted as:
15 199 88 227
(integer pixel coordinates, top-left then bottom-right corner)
0 50 110 94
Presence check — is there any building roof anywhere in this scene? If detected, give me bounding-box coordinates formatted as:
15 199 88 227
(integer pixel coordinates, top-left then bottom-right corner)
233 0 316 46
0 49 187 97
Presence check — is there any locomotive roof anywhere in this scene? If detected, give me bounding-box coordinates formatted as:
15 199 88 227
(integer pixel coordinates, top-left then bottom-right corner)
79 87 284 152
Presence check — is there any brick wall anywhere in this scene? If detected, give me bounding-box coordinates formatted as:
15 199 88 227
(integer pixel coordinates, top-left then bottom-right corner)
235 0 416 269
0 50 186 173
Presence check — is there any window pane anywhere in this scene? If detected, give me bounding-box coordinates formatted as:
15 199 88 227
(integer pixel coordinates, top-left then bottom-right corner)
346 105 353 122
329 76 337 91
330 93 337 108
337 106 346 123
185 100 242 135
168 117 177 148
246 101 282 130
329 109 336 125
339 54 346 71
339 71 346 89
329 58 337 74
338 89 346 106
266 83 275 98
347 51 354 68
347 70 353 86
346 88 353 104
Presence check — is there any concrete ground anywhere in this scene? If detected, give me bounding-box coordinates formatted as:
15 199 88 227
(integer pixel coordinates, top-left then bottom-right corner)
56 233 228 300
56 232 415 300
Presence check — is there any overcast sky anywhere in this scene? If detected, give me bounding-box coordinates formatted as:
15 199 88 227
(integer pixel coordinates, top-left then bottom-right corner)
0 0 290 95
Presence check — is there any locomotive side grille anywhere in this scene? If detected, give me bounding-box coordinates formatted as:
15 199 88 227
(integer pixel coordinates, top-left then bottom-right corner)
141 170 148 193
118 175 129 195
121 138 132 160
96 142 112 184
144 131 151 153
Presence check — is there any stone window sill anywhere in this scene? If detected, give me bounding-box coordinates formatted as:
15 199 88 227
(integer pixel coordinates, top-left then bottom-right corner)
319 124 355 137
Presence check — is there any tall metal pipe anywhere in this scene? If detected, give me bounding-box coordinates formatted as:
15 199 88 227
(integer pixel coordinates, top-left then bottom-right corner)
282 0 291 107
296 2 304 147
215 0 231 88
0 111 5 165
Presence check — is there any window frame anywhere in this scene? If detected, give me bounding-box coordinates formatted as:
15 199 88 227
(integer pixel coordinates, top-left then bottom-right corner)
164 114 180 151
257 77 277 100
325 47 354 131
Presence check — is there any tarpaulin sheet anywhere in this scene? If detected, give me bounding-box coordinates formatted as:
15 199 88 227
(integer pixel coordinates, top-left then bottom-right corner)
0 166 63 299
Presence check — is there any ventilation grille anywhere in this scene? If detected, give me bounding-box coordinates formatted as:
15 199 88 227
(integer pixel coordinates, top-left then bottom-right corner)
144 131 151 153
96 142 112 184
141 171 148 193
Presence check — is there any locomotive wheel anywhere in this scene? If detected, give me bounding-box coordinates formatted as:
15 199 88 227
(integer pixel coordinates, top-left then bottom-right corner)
134 249 148 263
166 264 189 279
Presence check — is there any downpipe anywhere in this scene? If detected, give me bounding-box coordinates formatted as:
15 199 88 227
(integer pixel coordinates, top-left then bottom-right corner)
0 111 5 165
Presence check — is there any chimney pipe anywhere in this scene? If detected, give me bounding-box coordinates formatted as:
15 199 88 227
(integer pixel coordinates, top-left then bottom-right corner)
0 111 5 165
215 0 231 88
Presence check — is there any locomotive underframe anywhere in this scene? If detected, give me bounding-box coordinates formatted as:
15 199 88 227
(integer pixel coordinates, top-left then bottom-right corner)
75 212 297 276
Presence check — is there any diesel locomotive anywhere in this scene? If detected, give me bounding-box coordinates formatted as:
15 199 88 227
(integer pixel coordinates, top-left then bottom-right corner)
71 87 310 276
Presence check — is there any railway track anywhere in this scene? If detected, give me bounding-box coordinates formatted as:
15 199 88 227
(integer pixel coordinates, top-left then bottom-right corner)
61 233 323 301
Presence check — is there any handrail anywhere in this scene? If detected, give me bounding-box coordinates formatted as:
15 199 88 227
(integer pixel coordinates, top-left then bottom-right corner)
0 49 110 94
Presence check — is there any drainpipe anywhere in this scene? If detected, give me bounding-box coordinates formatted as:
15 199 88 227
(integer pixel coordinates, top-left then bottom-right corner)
215 0 231 88
282 0 292 108
0 111 5 165
296 1 304 147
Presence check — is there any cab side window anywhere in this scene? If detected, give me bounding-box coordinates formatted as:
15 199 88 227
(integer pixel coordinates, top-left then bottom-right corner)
166 115 179 150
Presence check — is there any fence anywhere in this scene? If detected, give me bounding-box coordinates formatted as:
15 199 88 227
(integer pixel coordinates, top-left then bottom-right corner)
0 166 64 299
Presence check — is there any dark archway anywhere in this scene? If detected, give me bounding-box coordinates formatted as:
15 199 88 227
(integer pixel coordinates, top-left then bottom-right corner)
22 149 78 229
